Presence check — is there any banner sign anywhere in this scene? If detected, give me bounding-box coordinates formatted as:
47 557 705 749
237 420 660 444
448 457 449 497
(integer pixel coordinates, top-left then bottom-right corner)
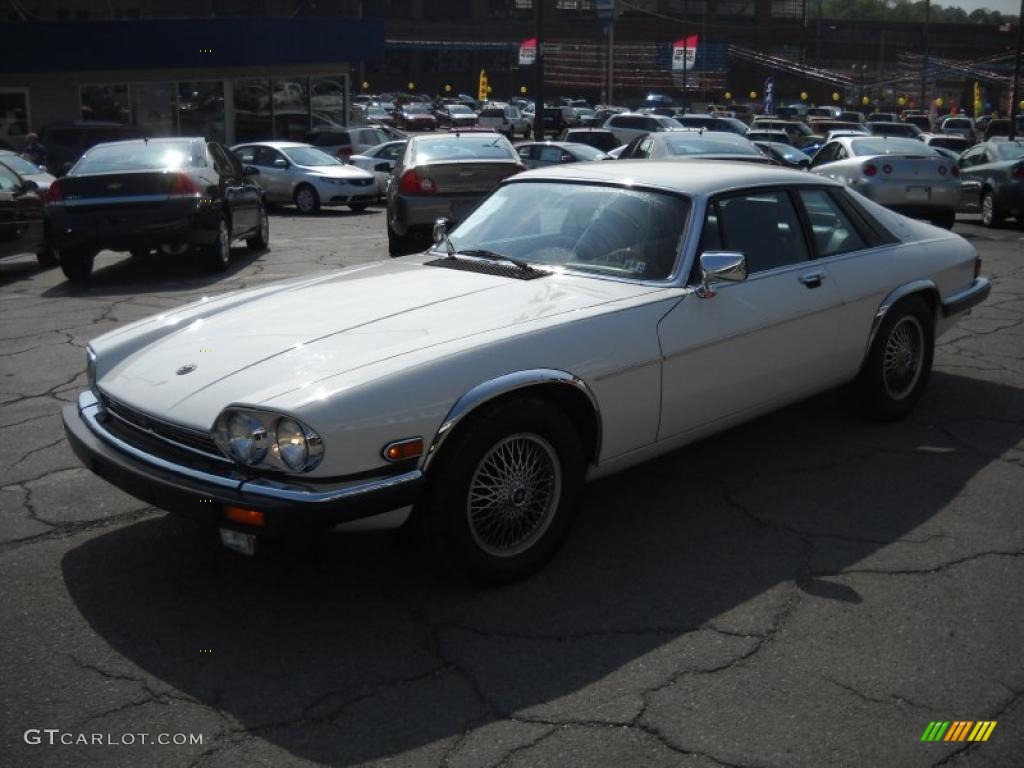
764 76 775 116
974 82 982 118
478 69 489 103
671 34 699 71
519 38 536 66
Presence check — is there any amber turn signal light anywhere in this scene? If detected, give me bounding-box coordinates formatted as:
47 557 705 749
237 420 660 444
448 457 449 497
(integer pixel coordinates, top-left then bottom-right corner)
223 506 265 527
382 437 424 462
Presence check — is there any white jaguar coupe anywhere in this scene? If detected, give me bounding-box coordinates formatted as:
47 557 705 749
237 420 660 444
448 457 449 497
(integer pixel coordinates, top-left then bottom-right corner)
63 161 990 582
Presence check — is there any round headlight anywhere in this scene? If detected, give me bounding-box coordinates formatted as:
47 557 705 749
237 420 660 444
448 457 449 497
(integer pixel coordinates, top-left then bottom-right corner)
275 418 308 470
226 412 268 465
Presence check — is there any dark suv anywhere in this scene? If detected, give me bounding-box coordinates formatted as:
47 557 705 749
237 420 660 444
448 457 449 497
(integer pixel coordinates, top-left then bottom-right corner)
38 121 144 175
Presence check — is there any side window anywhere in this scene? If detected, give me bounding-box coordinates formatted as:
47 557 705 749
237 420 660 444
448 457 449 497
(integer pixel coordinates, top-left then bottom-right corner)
637 137 654 158
233 145 256 164
0 163 20 191
538 146 561 164
517 145 533 161
983 150 996 164
643 117 661 131
798 188 868 257
253 146 285 168
810 142 837 167
712 190 810 273
208 143 233 175
835 146 849 161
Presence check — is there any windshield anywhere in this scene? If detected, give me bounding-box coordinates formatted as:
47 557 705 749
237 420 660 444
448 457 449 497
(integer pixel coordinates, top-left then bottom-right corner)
75 140 205 173
406 105 430 114
283 146 342 166
850 138 939 157
663 135 761 156
564 143 609 160
1 154 42 174
449 105 472 114
772 145 809 162
929 137 968 151
412 136 516 163
995 142 1024 160
447 181 690 280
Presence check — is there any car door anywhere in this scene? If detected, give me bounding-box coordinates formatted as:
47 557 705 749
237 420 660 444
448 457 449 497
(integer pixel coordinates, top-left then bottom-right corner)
956 146 988 211
657 187 844 440
517 144 539 169
0 163 44 259
209 142 257 233
250 146 291 202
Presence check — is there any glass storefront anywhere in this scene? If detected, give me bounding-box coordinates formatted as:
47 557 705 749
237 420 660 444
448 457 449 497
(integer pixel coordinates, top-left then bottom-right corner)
77 74 346 145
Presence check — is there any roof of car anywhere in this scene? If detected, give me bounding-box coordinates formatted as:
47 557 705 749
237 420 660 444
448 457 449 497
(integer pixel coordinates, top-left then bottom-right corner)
512 159 832 196
232 141 314 149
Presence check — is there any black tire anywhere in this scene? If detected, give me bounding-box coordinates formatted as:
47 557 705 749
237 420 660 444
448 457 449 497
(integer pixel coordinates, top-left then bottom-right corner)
246 204 270 251
931 210 956 230
981 190 1003 228
387 221 416 257
36 246 58 269
412 398 584 584
348 202 369 213
201 215 231 272
294 184 320 214
856 295 935 421
59 247 95 283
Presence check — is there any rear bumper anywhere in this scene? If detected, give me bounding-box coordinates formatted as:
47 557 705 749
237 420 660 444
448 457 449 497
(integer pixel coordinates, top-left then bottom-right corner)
852 178 961 213
47 199 217 252
942 276 991 318
390 193 482 234
63 391 425 536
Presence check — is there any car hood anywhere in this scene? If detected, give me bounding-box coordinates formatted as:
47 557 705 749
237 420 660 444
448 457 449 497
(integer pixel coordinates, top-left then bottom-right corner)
301 164 375 179
94 257 663 430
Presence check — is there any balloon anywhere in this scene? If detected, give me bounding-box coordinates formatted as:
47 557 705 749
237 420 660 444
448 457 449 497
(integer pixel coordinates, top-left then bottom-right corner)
749 90 757 99
934 97 943 108
444 84 452 93
724 91 732 100
861 96 870 106
800 91 808 101
520 86 527 94
832 92 840 102
897 96 906 106
361 81 369 90
408 82 415 91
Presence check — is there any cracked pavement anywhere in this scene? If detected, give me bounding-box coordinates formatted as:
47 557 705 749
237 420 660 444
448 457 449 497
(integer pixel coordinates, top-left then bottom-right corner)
0 208 1021 767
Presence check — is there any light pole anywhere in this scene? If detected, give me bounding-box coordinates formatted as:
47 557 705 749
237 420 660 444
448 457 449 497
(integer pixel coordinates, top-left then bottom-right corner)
534 0 545 141
920 0 930 109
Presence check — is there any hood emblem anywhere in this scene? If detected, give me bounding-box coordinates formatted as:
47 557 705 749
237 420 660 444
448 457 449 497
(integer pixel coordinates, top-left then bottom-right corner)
176 363 197 375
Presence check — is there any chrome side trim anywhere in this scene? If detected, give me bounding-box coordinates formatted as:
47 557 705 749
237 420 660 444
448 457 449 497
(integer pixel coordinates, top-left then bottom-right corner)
77 390 423 503
864 279 939 356
941 276 991 318
63 194 172 207
423 369 603 473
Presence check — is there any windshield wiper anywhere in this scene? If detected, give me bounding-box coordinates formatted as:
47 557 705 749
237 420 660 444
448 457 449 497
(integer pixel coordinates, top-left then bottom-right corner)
455 249 533 271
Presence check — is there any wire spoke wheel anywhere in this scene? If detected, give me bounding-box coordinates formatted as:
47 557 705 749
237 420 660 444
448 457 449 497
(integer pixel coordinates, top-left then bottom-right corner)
882 315 924 400
467 433 562 558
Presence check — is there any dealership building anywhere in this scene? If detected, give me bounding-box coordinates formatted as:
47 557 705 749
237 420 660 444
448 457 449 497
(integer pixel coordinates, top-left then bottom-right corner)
1 13 383 151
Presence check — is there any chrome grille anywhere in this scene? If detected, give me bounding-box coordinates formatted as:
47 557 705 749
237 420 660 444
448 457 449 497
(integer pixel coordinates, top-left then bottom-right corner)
102 396 227 463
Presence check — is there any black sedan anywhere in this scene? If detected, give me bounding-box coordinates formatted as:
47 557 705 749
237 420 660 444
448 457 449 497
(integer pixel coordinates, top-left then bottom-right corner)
44 137 267 282
957 139 1024 227
0 160 51 268
515 141 611 169
617 131 770 163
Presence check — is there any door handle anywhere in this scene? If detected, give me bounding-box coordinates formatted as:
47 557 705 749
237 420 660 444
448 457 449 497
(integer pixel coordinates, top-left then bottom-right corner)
798 271 826 288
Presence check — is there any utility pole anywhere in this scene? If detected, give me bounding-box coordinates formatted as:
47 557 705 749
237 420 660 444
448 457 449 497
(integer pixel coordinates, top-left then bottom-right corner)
920 0 930 109
607 15 615 106
1011 0 1024 140
534 0 545 140
681 0 688 109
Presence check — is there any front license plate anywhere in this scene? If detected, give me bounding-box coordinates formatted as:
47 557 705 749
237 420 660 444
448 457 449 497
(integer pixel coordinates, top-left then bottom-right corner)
219 527 257 556
906 186 931 202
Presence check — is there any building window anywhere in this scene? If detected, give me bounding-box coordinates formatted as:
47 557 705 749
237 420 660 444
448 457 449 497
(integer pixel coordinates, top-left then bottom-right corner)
0 89 30 150
81 84 130 123
178 81 225 142
132 82 177 136
233 78 272 143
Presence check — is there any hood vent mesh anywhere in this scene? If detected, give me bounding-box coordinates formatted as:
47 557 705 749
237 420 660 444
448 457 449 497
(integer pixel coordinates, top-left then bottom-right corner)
424 257 549 281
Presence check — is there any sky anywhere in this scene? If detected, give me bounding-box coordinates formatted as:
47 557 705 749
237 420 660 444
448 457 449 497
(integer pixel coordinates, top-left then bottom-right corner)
951 0 1018 12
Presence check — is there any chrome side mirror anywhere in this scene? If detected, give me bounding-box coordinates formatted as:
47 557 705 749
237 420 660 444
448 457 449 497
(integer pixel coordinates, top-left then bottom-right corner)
433 217 454 257
697 251 747 298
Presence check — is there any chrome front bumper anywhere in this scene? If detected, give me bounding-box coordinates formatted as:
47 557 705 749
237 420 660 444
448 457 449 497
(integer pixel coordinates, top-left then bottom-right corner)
63 391 424 534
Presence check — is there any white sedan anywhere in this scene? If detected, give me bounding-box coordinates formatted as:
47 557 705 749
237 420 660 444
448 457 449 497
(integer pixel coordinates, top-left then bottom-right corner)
347 140 407 196
63 162 989 582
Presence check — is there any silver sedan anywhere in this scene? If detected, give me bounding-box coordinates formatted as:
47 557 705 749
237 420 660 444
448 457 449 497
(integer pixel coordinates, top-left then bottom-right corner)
230 141 378 214
809 136 961 229
348 140 407 196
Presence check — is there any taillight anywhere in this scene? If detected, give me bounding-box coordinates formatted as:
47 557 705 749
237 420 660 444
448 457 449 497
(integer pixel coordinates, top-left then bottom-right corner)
398 169 437 194
882 164 893 175
338 147 353 158
863 163 877 177
1013 163 1024 179
44 179 64 205
951 165 960 177
169 173 200 198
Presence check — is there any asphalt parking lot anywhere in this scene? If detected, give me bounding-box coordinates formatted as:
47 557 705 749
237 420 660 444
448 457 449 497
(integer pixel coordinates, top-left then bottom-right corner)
1 205 1021 768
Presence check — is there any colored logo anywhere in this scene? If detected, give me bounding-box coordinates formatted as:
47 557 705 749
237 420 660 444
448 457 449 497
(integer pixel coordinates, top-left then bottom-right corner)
921 721 997 742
